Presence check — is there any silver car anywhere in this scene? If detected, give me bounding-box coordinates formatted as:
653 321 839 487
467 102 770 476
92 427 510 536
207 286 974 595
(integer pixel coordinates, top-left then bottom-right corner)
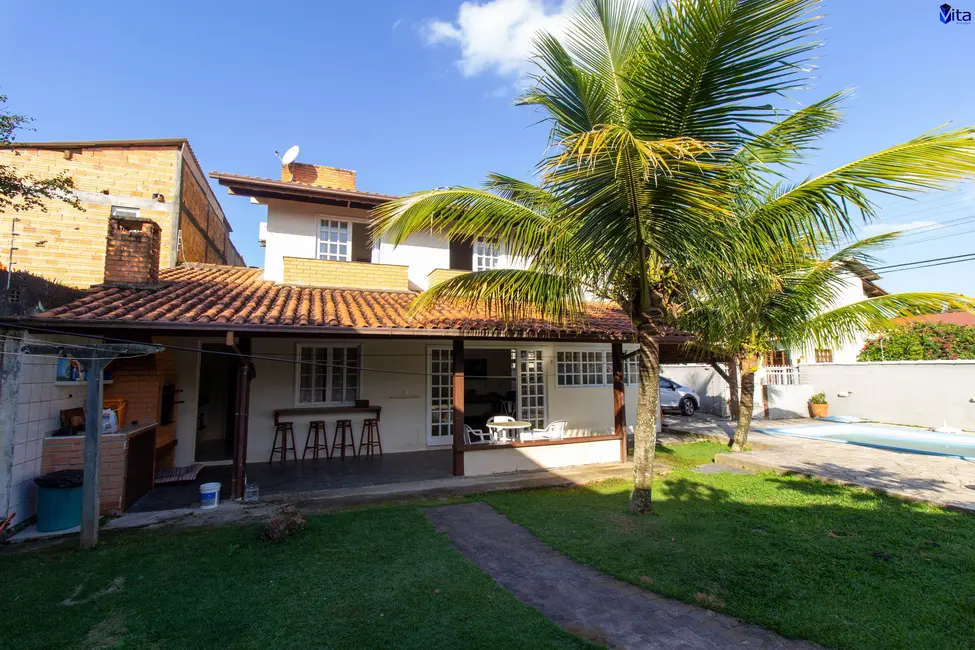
659 377 700 416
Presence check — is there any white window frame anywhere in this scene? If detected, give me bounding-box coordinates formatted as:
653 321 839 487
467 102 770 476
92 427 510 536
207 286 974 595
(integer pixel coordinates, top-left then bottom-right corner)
555 348 640 387
473 237 502 271
317 218 352 262
294 343 361 406
556 350 610 386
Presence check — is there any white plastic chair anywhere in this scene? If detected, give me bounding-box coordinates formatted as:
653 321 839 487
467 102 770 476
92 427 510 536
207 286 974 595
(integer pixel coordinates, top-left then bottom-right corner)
465 424 491 444
532 420 567 440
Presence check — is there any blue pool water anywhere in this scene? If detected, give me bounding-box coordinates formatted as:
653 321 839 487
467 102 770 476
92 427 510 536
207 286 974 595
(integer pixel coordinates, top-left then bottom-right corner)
755 423 975 460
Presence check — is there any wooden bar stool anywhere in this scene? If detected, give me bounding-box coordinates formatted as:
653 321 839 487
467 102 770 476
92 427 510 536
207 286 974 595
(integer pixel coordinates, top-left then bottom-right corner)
330 419 357 460
359 418 383 457
269 421 297 464
302 420 330 461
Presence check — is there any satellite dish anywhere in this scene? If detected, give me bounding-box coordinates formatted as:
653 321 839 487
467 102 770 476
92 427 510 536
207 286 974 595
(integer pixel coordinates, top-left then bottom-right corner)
279 145 300 166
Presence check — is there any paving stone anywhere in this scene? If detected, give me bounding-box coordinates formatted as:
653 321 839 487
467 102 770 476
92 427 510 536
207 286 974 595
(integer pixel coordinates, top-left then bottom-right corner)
426 502 818 649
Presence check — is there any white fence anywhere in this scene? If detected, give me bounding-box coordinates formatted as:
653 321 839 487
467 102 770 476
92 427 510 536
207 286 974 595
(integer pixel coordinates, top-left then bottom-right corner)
763 367 801 386
799 361 975 431
663 361 975 431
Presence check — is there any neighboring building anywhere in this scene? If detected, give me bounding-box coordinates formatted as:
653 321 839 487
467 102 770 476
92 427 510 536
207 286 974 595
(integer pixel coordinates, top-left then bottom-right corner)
766 260 887 373
0 138 245 289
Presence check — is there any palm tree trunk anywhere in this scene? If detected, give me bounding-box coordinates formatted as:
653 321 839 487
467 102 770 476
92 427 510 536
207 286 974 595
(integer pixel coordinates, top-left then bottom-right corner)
629 320 660 514
727 358 739 421
731 355 759 451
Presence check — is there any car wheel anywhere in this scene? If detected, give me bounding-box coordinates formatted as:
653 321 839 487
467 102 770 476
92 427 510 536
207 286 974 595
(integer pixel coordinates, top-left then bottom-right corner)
679 397 696 416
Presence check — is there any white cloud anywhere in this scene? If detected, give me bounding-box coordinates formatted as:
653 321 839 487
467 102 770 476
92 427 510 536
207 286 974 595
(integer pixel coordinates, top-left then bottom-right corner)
861 220 941 237
424 0 574 78
392 19 403 31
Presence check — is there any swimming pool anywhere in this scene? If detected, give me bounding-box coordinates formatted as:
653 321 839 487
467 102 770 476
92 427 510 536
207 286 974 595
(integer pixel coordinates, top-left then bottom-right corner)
754 423 975 460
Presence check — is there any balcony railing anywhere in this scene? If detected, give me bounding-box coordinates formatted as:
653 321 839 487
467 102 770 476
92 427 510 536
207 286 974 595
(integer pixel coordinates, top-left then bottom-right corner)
763 366 801 386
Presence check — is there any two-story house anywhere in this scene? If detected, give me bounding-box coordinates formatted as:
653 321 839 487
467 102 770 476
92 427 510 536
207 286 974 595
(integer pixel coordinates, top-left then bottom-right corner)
15 158 697 515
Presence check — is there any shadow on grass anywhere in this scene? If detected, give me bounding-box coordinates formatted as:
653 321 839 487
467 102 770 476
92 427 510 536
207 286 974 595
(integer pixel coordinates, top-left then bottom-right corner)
482 467 975 650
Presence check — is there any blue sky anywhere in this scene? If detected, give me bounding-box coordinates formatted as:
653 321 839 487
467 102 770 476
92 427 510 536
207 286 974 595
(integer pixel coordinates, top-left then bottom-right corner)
3 1 974 294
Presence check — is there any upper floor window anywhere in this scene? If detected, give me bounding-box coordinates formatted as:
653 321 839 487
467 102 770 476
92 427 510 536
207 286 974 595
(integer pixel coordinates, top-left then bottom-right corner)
318 219 351 261
473 238 501 271
814 349 833 363
764 350 792 367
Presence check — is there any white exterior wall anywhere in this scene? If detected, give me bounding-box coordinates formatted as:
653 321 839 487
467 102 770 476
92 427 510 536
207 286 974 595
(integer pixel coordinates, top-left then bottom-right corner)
464 439 620 476
0 332 96 527
789 272 871 365
799 361 975 430
166 338 635 465
262 199 372 282
373 232 450 290
262 198 528 289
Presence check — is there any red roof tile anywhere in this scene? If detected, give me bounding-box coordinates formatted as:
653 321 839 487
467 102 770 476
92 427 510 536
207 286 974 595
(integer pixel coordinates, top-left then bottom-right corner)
33 264 642 340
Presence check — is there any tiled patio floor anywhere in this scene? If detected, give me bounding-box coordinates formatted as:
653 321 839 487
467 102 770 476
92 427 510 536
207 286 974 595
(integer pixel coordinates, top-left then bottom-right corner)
129 449 453 512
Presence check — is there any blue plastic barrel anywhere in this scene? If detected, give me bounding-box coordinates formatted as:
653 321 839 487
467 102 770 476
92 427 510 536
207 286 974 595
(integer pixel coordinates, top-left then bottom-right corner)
34 470 83 532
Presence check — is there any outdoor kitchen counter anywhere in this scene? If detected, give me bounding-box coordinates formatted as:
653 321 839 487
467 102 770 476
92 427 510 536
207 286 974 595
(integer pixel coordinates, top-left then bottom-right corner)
41 422 158 512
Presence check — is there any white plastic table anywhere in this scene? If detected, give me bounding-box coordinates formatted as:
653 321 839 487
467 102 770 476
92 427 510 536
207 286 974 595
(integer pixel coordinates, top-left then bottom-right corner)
486 420 532 443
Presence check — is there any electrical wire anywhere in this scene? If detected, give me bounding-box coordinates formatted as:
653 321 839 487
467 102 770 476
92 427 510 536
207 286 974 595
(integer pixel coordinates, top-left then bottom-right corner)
873 252 975 271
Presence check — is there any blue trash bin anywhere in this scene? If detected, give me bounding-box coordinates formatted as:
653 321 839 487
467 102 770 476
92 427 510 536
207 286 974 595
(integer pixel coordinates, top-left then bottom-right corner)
34 470 83 532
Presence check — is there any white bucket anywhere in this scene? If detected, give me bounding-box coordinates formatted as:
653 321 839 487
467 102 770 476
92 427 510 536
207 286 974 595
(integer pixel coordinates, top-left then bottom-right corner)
199 482 221 509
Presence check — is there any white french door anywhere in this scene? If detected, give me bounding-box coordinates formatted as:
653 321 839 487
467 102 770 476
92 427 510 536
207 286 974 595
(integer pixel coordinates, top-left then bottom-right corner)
427 347 454 446
517 349 547 429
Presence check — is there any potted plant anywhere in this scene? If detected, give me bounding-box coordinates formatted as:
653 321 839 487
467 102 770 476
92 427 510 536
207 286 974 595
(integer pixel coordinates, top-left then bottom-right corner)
809 392 829 418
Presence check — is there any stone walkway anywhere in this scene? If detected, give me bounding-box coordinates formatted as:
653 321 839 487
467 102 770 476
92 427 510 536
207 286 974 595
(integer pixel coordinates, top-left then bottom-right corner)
664 413 975 511
426 502 818 649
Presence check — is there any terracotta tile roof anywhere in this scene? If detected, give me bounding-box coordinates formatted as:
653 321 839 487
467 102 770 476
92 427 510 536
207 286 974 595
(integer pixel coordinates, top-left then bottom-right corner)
894 312 975 327
32 264 640 340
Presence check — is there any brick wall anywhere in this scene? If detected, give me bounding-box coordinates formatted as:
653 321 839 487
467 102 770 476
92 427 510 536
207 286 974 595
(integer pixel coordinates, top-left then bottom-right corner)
282 257 410 291
281 162 356 190
40 434 128 514
102 349 178 466
104 219 161 285
0 145 180 288
427 268 469 287
178 162 244 266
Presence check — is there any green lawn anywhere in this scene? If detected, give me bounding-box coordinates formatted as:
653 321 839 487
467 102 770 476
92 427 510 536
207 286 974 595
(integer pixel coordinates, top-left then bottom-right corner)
483 442 975 650
0 506 589 649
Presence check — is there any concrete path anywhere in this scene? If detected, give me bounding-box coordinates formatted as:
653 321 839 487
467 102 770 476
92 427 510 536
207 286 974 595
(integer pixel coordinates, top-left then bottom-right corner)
664 413 975 512
426 502 818 649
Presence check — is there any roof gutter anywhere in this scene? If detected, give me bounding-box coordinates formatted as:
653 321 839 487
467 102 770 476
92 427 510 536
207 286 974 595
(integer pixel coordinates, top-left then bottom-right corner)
8 317 687 344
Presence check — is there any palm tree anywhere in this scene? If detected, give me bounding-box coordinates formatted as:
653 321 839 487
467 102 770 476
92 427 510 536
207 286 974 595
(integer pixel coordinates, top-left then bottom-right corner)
681 235 975 451
373 0 975 513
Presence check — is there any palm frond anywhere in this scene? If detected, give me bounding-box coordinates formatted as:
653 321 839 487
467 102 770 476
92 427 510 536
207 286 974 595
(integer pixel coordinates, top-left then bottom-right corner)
370 187 553 261
410 268 588 324
795 293 975 349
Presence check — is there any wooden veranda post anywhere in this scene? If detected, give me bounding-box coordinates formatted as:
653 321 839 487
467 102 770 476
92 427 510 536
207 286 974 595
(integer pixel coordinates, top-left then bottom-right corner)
230 336 253 500
451 338 465 477
611 343 627 463
21 341 161 549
